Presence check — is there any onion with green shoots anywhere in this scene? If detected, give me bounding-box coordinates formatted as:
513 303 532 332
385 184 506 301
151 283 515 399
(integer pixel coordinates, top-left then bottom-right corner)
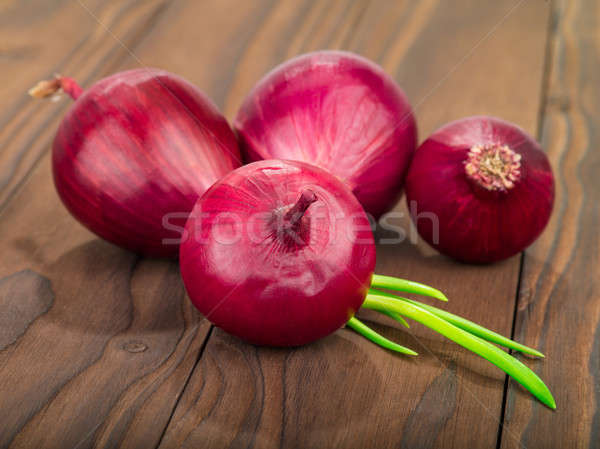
180 160 555 409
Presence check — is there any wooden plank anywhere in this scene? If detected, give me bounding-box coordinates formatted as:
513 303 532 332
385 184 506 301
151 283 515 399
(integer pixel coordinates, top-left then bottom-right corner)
123 0 370 119
500 0 600 447
0 1 207 446
157 1 552 448
0 253 207 449
0 1 291 448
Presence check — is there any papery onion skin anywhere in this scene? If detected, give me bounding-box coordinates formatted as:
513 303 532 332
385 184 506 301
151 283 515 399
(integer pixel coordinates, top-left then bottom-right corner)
405 116 555 263
234 51 417 219
180 159 376 346
50 69 241 257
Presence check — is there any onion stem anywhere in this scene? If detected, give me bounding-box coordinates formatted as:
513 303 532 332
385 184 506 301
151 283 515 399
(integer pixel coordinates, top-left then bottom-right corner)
362 294 555 409
28 75 83 100
371 274 448 302
375 308 411 328
368 288 544 357
346 317 417 355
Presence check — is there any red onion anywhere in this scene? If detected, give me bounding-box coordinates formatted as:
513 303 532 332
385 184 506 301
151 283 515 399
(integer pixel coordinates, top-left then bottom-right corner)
234 51 417 219
181 159 376 346
29 69 241 257
180 159 554 407
405 116 555 263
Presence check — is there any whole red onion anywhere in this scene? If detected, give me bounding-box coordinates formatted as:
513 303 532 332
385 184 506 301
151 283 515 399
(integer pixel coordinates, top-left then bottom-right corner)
405 116 555 263
180 159 554 407
180 159 376 346
234 51 417 219
30 69 241 257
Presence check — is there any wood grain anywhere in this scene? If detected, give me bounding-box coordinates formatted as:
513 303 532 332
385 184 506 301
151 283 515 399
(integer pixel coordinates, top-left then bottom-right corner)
400 363 458 449
0 0 568 447
0 249 206 449
0 1 210 448
500 0 600 447
0 270 53 350
158 1 552 448
0 1 372 447
123 0 369 119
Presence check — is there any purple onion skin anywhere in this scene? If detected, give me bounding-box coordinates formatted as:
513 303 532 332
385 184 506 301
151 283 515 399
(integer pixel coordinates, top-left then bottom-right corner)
234 51 417 219
406 116 555 264
180 160 376 346
52 69 241 257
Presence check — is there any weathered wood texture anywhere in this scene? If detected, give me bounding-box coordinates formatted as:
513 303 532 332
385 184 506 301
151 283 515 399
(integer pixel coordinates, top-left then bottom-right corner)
500 0 600 448
156 2 552 449
1 0 588 448
0 1 208 448
0 1 374 447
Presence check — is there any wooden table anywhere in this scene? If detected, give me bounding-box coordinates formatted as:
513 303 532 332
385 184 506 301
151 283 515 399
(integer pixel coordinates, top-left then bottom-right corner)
0 1 597 447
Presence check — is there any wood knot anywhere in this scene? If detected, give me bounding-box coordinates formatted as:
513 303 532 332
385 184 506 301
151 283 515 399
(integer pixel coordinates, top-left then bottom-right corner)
518 287 533 311
122 341 148 353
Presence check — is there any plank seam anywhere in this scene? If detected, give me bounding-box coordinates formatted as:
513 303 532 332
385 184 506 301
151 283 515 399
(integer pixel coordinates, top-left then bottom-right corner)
495 2 557 447
495 251 525 449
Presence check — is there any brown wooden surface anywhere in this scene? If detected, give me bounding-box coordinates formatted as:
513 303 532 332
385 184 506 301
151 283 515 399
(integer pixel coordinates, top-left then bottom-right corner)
158 1 551 449
500 0 600 448
0 1 595 448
